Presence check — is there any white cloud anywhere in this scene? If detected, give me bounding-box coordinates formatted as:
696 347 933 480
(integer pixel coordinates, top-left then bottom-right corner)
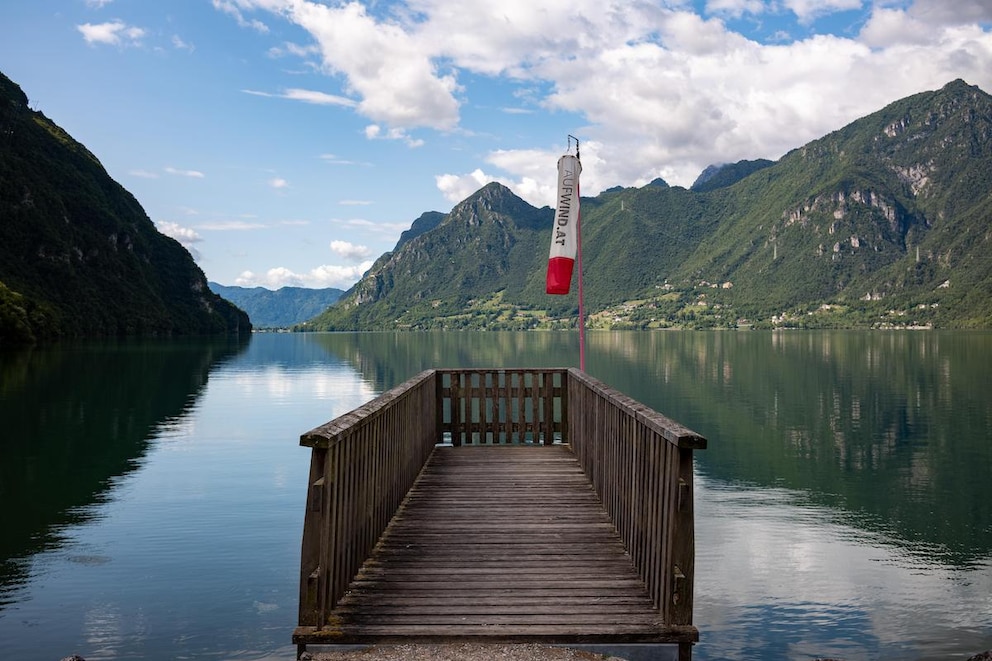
212 0 269 33
243 88 357 107
172 35 195 52
320 153 367 166
781 0 864 24
269 177 289 189
859 8 934 47
339 199 372 206
364 124 424 147
198 220 266 231
222 0 992 190
156 222 203 260
129 169 160 179
437 145 597 208
330 240 372 261
236 263 374 289
77 21 146 47
436 169 498 205
907 0 992 26
165 167 205 178
85 0 115 8
284 88 356 106
704 0 765 19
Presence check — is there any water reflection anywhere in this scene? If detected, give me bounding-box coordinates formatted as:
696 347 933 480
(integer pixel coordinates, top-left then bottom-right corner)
297 330 992 656
306 330 583 391
0 338 248 607
580 331 992 566
2 331 988 660
694 475 992 660
310 330 992 565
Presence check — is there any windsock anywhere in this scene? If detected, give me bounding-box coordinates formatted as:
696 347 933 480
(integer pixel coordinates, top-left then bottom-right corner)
546 154 581 295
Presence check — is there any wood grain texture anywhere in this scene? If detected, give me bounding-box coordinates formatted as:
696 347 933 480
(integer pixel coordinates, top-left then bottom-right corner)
294 445 698 647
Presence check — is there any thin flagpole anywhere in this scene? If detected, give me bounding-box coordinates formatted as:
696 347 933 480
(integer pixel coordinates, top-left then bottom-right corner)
577 185 585 371
570 135 586 372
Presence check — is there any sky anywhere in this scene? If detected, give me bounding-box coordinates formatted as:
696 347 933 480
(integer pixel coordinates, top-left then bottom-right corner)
2 1 991 290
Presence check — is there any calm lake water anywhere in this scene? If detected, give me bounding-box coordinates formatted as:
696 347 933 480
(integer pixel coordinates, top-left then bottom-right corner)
1 331 990 660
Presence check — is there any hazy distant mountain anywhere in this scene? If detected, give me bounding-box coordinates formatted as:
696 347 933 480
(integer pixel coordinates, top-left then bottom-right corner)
0 70 250 343
307 79 992 330
208 283 344 328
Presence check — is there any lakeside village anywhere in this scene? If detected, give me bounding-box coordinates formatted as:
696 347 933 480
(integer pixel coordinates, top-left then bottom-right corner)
384 281 941 332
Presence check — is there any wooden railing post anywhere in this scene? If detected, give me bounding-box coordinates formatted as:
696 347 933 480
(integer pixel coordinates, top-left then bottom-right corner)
671 447 696 624
298 447 326 627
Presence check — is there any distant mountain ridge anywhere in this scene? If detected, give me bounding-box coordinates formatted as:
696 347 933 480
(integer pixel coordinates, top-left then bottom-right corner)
690 159 775 192
208 283 343 328
0 70 250 343
307 79 992 330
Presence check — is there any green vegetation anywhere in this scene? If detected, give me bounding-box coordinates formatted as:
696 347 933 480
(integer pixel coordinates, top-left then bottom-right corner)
0 70 250 344
306 79 992 332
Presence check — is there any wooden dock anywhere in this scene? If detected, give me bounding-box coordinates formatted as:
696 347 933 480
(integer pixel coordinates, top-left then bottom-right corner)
294 369 706 659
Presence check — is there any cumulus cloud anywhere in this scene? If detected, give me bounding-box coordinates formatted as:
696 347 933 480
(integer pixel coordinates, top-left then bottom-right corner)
908 0 992 25
218 0 992 191
156 221 203 260
236 263 374 289
77 20 146 47
269 177 288 189
85 0 115 8
436 143 606 208
330 240 372 261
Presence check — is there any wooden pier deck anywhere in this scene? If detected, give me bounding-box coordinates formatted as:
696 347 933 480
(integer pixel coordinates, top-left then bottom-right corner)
326 445 692 642
293 368 706 659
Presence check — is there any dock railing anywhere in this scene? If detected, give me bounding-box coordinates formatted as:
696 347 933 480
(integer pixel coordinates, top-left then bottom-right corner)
298 369 438 628
297 367 706 642
567 369 706 623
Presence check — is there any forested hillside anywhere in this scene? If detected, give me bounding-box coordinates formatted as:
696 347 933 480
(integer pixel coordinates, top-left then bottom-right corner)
0 71 250 344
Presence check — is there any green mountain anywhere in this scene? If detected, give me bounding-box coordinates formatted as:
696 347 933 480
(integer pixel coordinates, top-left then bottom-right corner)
208 283 343 328
0 71 250 344
312 181 552 330
307 79 992 331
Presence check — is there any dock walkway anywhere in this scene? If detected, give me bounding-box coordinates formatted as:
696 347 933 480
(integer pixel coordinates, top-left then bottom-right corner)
293 368 705 660
329 445 686 641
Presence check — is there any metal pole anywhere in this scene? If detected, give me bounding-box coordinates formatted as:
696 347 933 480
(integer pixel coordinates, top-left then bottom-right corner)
569 135 585 372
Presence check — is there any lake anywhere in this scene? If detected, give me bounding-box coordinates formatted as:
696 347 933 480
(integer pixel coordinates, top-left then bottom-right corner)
1 331 990 660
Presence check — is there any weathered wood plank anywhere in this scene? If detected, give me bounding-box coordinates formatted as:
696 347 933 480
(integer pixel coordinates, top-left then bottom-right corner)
293 445 696 647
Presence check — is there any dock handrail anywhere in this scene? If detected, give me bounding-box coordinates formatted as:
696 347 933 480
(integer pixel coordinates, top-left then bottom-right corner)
296 367 707 652
566 368 706 620
297 369 438 627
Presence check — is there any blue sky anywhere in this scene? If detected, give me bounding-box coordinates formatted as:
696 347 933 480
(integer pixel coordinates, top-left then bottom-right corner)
2 0 991 290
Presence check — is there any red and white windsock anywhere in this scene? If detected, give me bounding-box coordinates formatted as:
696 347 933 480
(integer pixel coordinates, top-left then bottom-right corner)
546 154 582 295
